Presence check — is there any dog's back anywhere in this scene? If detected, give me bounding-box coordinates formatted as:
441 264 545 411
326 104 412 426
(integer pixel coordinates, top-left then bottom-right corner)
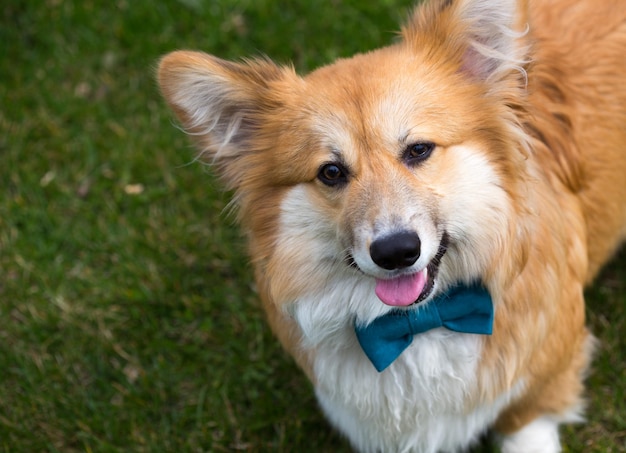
528 0 626 279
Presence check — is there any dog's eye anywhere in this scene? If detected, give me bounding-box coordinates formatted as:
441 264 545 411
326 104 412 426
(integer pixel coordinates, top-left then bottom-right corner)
403 142 435 165
318 163 348 186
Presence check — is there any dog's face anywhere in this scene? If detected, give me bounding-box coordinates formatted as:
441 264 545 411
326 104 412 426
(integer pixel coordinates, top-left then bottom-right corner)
158 1 529 326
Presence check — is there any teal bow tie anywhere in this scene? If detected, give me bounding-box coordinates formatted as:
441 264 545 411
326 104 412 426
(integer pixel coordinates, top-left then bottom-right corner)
355 282 493 372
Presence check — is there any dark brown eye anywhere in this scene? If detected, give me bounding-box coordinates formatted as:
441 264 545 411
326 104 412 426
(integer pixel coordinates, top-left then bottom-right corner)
318 163 348 186
404 142 435 165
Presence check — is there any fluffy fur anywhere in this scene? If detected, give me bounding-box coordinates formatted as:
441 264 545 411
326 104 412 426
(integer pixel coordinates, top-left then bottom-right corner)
158 0 626 451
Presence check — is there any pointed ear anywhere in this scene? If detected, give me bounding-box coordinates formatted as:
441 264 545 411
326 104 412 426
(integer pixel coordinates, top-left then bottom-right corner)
157 51 295 185
406 0 529 85
455 0 529 82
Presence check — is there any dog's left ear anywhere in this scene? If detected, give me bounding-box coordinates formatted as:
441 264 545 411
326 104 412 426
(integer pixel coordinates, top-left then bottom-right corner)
157 51 297 190
405 0 529 87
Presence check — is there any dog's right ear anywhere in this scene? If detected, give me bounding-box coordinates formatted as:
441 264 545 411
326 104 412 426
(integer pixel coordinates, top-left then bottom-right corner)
405 0 529 90
158 51 296 189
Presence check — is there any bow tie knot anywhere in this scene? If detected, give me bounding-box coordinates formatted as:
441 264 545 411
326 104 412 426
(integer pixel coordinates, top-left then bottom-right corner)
355 282 493 372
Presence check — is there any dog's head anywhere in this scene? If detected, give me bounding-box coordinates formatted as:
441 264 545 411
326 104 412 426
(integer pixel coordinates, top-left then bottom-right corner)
158 0 530 326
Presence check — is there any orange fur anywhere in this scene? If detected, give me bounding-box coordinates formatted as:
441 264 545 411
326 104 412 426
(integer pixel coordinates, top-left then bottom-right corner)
158 0 626 450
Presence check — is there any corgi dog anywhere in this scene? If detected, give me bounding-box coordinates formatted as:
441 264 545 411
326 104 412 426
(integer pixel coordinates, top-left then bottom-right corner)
158 0 626 451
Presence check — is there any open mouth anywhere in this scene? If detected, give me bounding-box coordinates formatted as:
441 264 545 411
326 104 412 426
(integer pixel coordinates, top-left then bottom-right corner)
347 233 449 307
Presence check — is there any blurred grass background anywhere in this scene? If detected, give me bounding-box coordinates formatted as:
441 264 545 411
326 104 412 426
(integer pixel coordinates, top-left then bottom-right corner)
1 0 624 451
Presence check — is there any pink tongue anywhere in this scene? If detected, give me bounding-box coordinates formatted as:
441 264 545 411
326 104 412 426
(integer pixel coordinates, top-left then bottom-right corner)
375 270 427 306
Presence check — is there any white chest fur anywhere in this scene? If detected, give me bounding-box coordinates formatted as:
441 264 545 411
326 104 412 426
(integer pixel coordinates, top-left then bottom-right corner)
292 286 521 453
315 333 521 453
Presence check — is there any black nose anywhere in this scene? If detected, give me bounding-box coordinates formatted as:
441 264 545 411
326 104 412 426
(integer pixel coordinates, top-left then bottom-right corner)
370 231 421 270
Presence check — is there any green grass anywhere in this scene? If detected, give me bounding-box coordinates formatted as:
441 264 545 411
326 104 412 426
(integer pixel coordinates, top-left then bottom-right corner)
1 0 624 451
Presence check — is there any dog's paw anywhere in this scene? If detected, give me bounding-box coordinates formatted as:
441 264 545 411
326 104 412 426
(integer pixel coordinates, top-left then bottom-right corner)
500 417 561 453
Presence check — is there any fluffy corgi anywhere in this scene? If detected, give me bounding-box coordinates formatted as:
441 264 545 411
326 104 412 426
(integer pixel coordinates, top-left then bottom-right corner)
158 0 626 451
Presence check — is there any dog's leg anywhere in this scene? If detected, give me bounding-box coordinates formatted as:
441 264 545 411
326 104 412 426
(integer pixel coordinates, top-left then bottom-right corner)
499 416 561 453
494 331 595 453
502 416 561 453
